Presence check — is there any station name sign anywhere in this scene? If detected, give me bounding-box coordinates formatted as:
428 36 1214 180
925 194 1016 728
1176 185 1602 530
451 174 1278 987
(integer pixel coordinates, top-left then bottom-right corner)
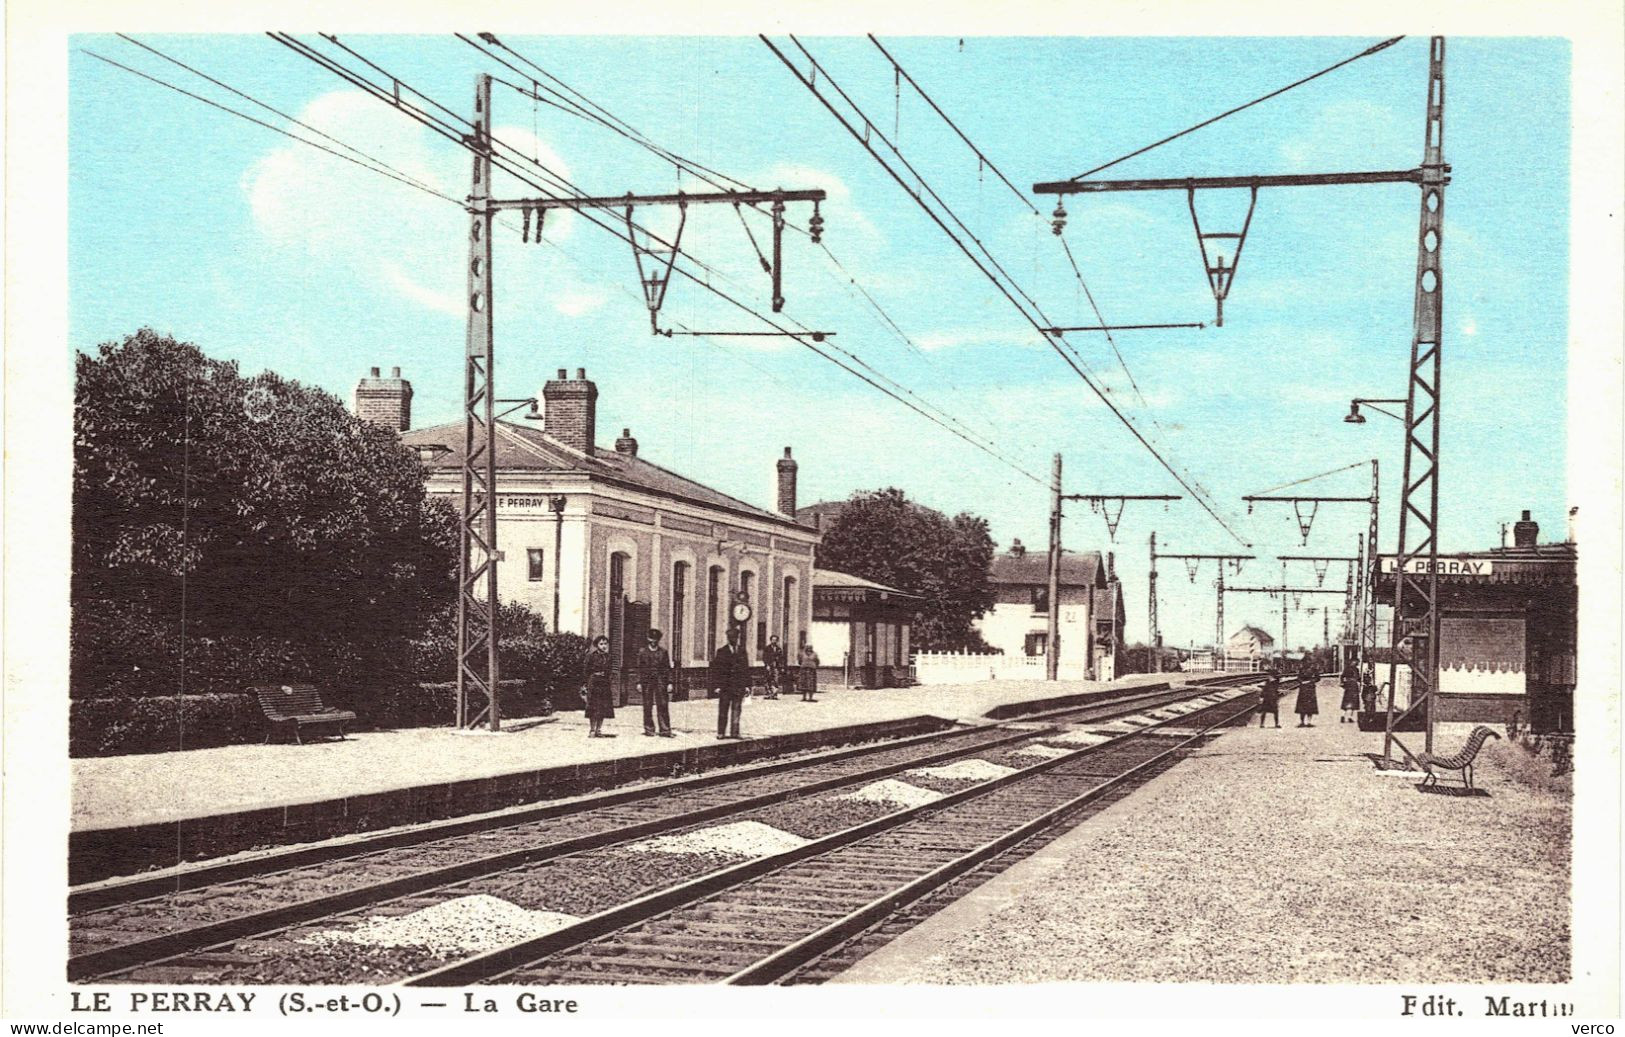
1380 556 1494 576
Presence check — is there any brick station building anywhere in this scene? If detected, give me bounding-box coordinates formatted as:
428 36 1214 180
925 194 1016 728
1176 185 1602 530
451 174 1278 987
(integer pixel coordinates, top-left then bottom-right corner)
1373 510 1577 732
359 366 819 698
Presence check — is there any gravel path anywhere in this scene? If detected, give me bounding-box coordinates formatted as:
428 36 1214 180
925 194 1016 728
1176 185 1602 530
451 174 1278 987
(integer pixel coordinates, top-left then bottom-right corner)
836 693 1571 984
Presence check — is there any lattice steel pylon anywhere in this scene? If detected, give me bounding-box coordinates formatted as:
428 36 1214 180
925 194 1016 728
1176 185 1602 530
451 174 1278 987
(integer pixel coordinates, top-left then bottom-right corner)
1383 36 1448 766
1361 459 1380 676
458 74 501 731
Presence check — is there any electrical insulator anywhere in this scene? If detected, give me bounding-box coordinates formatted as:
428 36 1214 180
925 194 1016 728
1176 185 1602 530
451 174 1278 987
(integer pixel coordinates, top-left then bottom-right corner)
809 202 824 244
1050 201 1067 236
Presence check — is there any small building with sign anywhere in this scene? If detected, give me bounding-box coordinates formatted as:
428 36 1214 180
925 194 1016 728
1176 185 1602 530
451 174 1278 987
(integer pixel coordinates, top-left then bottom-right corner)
809 569 920 688
1372 510 1577 731
384 367 819 698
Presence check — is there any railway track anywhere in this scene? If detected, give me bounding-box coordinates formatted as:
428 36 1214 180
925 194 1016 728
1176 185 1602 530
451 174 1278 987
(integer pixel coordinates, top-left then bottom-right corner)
400 689 1260 987
72 676 1259 983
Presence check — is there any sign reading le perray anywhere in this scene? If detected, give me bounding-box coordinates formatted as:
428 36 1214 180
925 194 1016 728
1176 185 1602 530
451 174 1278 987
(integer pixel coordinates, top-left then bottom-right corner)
1380 556 1495 576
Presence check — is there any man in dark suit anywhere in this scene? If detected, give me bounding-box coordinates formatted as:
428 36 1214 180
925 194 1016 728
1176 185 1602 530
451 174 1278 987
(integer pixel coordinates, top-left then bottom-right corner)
636 628 674 738
712 625 751 739
762 635 786 699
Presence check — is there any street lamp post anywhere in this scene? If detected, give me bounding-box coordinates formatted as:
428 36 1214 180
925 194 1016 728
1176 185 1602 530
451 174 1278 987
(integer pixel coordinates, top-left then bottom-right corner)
1343 398 1407 424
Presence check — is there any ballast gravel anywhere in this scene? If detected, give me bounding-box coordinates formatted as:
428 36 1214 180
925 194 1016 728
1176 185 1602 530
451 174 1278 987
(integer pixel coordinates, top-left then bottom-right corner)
300 895 580 957
1043 729 1111 747
627 820 809 858
906 759 1017 782
1008 743 1075 761
838 779 947 807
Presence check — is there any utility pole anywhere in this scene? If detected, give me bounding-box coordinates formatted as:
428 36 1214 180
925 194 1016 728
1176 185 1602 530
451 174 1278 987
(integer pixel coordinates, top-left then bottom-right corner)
1037 38 1446 762
453 73 828 730
1151 545 1253 666
1046 454 1062 681
1046 486 1180 681
1388 33 1448 760
457 74 500 732
1147 532 1159 673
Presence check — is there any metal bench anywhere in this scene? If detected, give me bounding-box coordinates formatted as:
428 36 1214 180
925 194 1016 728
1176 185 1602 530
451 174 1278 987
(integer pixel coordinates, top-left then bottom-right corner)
1417 724 1500 789
252 683 356 744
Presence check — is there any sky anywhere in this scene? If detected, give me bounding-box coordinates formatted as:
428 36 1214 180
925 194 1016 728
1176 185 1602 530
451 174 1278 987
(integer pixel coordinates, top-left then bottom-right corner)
68 34 1571 649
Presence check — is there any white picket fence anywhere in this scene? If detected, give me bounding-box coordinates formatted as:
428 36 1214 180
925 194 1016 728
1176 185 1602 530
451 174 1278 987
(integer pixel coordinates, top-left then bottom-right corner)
911 651 1089 685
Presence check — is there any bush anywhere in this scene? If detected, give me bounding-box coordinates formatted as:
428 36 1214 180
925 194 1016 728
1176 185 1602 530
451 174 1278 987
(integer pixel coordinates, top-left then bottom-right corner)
70 693 262 756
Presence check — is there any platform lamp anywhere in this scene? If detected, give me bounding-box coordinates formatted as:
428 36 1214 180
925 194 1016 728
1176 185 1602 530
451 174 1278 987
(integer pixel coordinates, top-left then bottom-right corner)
1343 397 1407 424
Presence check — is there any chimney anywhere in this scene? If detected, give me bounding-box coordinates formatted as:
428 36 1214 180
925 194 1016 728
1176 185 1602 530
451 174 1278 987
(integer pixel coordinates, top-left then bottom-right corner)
615 428 639 456
1568 506 1578 543
542 367 598 455
1010 538 1026 557
776 447 798 515
353 365 413 432
1107 551 1117 582
1513 510 1539 548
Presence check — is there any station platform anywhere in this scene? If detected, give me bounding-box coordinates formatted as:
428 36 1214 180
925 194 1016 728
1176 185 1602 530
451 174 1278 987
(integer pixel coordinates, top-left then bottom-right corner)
70 672 1207 883
834 684 1572 985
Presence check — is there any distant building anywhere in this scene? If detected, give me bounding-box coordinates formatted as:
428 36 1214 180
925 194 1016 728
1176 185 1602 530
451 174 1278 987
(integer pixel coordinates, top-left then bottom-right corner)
380 367 819 695
975 539 1115 679
1227 625 1276 662
809 569 919 688
1372 509 1576 731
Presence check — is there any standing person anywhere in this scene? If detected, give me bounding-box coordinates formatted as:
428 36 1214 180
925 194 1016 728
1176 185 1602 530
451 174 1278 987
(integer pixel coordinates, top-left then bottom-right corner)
1258 667 1282 728
1339 659 1361 723
1294 659 1320 727
1360 667 1379 716
797 644 820 702
636 628 674 738
582 635 615 738
762 636 786 700
712 626 751 739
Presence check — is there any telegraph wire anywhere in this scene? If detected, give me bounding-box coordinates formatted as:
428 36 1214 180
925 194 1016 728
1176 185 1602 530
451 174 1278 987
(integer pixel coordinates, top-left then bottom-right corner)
92 34 1041 486
766 34 1249 546
458 31 1000 437
1069 36 1406 181
261 33 1047 485
864 33 1179 446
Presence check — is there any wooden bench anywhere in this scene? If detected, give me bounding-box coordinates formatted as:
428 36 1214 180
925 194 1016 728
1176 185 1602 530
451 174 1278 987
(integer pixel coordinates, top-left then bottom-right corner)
253 684 356 744
1417 724 1500 789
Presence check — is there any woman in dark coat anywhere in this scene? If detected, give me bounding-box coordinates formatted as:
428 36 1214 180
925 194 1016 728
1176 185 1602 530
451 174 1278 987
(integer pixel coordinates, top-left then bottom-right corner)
582 635 615 738
1339 660 1361 723
1257 669 1282 728
797 645 820 702
1294 660 1319 727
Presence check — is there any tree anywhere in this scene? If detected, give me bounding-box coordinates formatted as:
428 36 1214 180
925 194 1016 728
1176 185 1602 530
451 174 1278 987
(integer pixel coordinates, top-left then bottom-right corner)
72 329 459 699
815 488 996 651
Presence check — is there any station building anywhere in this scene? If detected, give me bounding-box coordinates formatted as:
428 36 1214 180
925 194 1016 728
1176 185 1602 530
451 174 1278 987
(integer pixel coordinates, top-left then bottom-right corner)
361 367 820 692
1372 510 1577 732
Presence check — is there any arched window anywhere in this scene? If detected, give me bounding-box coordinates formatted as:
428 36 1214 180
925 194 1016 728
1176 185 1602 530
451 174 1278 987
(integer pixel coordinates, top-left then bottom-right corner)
782 575 796 646
608 551 630 653
707 565 723 659
672 561 689 662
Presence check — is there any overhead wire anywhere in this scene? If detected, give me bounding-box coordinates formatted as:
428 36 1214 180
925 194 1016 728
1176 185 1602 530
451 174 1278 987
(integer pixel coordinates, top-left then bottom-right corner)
466 31 998 437
1069 36 1406 181
264 33 1046 486
865 33 1180 445
92 34 1035 484
766 34 1249 546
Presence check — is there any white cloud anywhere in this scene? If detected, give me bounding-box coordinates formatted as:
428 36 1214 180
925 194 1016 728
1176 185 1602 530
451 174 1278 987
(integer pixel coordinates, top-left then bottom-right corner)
242 92 587 319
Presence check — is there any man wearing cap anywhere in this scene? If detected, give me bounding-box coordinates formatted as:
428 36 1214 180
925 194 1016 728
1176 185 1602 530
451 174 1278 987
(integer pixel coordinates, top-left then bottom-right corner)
711 626 751 739
636 628 675 738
